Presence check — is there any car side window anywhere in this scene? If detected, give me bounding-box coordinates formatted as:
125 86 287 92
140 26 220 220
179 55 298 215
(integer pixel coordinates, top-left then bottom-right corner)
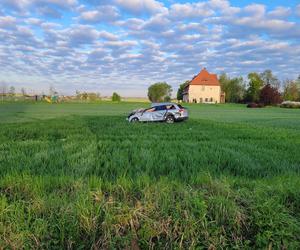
154 105 166 111
167 105 176 110
146 107 155 112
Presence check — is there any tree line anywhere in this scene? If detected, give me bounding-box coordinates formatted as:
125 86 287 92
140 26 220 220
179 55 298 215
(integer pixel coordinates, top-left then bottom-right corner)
0 84 122 102
176 70 300 105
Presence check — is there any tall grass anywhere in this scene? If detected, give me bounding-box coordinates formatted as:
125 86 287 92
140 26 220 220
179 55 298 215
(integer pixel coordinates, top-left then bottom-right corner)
1 112 300 248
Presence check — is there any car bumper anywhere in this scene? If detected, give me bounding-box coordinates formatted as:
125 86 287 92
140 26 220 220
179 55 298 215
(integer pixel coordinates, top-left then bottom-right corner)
175 116 188 121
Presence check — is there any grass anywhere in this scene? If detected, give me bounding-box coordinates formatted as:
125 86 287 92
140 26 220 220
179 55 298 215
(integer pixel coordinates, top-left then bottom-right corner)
1 102 300 249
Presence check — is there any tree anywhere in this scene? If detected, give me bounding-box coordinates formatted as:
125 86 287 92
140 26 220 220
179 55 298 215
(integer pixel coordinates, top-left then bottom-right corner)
245 72 263 102
82 92 88 100
283 80 299 101
0 82 7 102
49 85 56 96
177 80 189 101
296 75 300 87
21 88 26 96
148 82 172 102
219 73 245 103
76 90 80 99
112 92 121 102
259 84 282 105
0 82 7 95
260 70 280 89
9 86 15 97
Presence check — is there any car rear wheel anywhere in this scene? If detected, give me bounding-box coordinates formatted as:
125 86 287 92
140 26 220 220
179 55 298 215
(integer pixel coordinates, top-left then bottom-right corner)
131 117 139 123
165 115 174 124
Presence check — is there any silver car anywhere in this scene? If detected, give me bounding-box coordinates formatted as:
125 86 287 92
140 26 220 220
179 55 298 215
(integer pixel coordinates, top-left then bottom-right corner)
127 102 188 123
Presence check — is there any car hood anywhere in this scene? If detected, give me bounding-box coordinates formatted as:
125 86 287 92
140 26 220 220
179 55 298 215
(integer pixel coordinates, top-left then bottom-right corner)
131 108 145 114
128 108 145 118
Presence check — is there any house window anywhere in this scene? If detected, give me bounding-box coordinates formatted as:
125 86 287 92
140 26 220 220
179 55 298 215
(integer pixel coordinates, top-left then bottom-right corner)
210 97 213 102
205 98 208 102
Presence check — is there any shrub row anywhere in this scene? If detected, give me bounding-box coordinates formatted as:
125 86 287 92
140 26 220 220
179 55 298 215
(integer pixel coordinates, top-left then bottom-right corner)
280 101 300 109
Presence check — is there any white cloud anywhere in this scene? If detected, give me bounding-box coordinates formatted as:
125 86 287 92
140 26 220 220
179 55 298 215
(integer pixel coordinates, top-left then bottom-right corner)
0 16 17 29
105 40 138 49
208 0 229 9
1 0 30 10
268 6 291 18
169 2 215 19
234 17 295 31
67 25 99 45
2 0 77 8
114 0 165 14
98 31 119 41
243 4 266 18
296 4 300 17
40 0 77 7
80 5 119 23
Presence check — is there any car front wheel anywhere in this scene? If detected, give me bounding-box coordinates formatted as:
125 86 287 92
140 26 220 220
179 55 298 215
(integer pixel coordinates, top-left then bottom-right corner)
131 117 139 123
165 115 174 124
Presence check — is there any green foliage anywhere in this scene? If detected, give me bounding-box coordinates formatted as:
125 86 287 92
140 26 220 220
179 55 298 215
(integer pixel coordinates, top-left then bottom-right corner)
1 103 300 248
245 72 264 102
112 92 121 102
148 82 172 102
219 73 245 103
176 80 189 101
283 80 300 101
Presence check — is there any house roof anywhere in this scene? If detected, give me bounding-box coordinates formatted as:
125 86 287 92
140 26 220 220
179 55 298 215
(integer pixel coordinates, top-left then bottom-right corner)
189 68 220 86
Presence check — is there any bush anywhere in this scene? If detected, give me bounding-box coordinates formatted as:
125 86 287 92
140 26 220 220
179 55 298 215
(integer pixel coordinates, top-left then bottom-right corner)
112 92 121 102
259 84 282 105
247 103 264 108
280 101 300 109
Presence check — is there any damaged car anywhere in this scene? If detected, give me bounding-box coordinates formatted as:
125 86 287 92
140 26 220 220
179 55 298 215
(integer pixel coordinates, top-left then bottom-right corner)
127 103 188 124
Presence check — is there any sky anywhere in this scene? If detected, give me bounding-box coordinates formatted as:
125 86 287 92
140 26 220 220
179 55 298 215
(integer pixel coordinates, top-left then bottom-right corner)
0 0 300 96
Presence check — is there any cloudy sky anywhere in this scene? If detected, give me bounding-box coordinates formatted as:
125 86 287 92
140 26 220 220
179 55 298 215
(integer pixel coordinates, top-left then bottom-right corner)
0 0 300 96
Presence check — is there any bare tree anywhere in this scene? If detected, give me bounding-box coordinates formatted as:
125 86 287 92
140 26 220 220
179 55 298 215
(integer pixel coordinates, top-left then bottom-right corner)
49 85 56 96
9 86 15 97
260 70 280 89
21 87 26 96
0 82 7 102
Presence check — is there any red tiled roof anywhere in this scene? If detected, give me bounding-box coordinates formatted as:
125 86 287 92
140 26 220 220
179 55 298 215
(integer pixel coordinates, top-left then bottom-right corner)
189 68 220 86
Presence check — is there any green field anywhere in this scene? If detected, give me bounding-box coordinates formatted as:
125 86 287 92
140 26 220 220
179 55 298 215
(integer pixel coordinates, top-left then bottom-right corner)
1 102 300 249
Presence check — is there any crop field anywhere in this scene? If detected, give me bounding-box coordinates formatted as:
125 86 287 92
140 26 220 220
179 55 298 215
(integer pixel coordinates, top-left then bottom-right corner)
1 102 300 249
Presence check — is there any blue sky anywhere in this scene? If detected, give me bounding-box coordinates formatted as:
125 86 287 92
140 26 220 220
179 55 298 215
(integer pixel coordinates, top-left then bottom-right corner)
0 0 300 96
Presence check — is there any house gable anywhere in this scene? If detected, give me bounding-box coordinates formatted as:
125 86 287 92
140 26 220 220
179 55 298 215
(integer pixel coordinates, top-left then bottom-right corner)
189 68 220 86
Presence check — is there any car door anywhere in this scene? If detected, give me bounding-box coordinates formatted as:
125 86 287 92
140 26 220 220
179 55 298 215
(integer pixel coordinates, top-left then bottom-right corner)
139 108 155 121
152 105 167 121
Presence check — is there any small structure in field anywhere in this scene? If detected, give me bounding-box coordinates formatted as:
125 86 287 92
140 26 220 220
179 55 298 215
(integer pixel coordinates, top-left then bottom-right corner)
183 68 225 103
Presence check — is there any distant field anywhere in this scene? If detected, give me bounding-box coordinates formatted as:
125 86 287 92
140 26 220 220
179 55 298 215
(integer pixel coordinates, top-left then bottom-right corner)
1 102 300 128
1 102 300 249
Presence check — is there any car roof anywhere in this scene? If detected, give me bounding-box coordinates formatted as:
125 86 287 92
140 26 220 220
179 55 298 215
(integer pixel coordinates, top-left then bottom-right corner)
151 102 177 107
